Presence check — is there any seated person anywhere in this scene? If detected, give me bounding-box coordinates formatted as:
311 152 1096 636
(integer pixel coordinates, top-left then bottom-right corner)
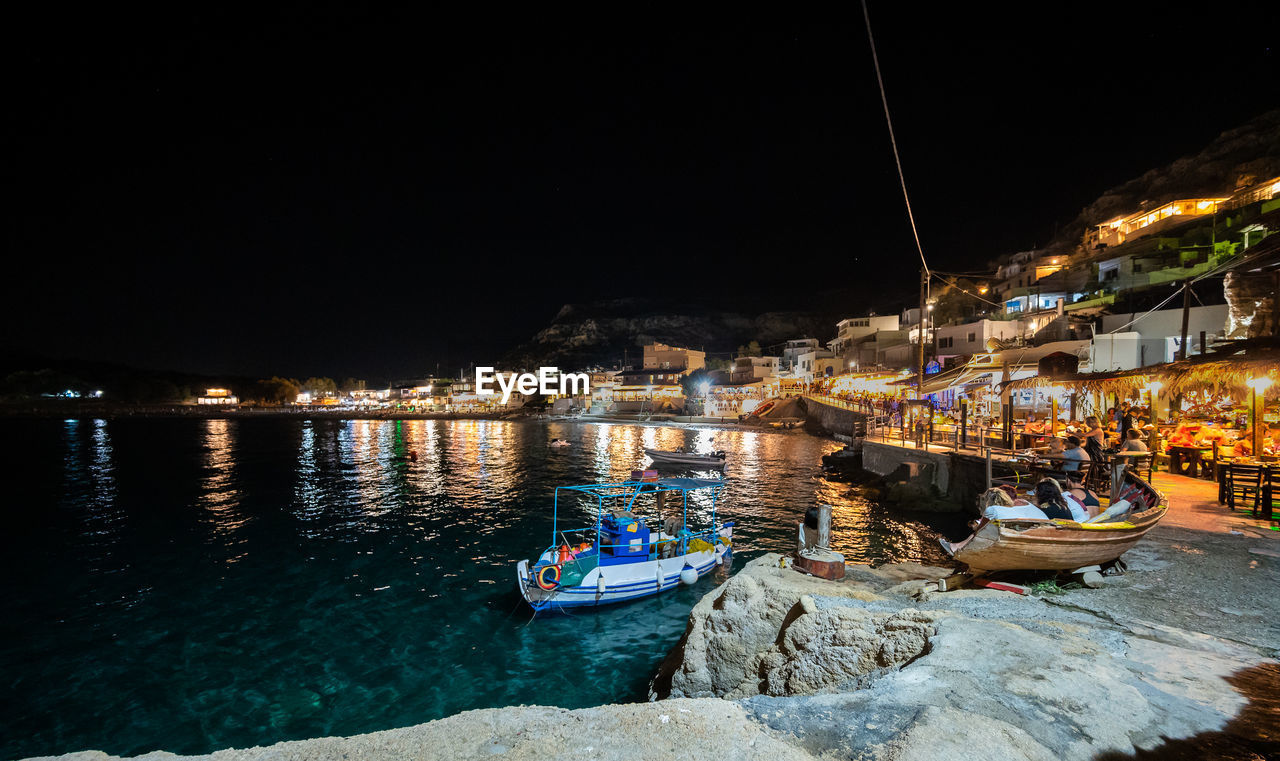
1118 428 1149 453
1023 414 1046 435
1042 437 1066 458
1060 435 1090 473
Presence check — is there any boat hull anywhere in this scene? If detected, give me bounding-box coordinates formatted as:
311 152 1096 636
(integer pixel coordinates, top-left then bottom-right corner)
517 536 733 611
954 472 1168 573
643 448 725 466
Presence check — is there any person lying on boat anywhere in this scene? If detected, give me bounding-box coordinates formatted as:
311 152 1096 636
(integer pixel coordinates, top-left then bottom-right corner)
942 481 1082 556
1064 471 1102 519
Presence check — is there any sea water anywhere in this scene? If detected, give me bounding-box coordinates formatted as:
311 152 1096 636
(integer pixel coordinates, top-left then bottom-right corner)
0 418 962 758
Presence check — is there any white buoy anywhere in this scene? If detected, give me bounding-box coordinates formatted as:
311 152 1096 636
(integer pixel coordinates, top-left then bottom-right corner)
657 568 664 589
680 564 698 585
714 549 723 566
597 574 607 594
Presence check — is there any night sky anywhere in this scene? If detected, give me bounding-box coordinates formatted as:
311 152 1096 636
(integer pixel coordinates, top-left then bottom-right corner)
8 6 1279 381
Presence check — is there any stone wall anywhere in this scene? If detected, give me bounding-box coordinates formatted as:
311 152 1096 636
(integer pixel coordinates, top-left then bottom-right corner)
798 396 865 437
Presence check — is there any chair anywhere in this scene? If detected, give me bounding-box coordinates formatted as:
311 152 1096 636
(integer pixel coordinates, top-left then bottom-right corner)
1261 467 1277 521
1224 463 1264 514
1128 452 1154 484
1085 457 1113 498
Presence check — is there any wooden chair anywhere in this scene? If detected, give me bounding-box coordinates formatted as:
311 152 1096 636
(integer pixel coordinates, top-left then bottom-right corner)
1261 467 1277 521
1135 452 1154 483
1085 457 1113 498
1225 462 1264 514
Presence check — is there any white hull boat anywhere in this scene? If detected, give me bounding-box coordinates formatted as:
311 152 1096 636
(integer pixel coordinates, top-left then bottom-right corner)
643 448 726 467
516 477 735 612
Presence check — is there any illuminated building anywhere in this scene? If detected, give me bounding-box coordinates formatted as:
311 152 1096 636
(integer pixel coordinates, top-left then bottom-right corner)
197 388 239 405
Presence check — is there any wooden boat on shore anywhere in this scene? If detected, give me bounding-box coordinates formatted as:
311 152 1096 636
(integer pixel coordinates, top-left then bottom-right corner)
953 470 1167 574
644 447 726 467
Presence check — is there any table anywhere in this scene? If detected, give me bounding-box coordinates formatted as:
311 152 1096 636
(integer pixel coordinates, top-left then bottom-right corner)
1167 446 1212 479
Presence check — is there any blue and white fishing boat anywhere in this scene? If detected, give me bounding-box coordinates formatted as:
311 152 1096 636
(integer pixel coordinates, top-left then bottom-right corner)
515 477 734 612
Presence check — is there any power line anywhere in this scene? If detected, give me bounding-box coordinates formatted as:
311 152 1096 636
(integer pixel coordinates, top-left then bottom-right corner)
929 272 1004 308
861 0 928 277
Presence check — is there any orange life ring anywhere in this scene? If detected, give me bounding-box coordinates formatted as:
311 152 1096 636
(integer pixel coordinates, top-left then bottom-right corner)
536 564 561 590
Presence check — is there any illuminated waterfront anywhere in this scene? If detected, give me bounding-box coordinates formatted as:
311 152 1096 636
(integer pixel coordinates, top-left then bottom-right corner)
1 418 961 759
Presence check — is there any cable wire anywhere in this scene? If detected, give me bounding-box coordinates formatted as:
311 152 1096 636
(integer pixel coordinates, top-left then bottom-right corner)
862 0 928 277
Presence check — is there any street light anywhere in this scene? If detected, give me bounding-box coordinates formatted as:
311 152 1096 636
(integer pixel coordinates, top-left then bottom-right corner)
1147 380 1163 423
1247 377 1272 456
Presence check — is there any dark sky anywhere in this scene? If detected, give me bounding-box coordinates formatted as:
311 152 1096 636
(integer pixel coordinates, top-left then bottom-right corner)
8 6 1279 381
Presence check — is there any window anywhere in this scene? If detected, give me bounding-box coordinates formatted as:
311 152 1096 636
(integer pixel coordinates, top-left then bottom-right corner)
967 332 976 343
939 337 953 349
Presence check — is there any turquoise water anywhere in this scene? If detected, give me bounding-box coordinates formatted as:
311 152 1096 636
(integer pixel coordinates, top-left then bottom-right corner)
0 418 960 758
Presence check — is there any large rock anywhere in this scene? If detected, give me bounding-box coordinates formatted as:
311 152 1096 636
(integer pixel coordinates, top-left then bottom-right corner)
652 554 1277 760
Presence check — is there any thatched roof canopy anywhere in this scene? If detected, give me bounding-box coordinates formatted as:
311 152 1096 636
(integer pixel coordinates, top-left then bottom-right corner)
1159 338 1280 400
1003 368 1152 397
1003 338 1280 401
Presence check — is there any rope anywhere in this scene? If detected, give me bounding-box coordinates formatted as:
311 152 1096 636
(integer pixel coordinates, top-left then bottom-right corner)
862 0 928 277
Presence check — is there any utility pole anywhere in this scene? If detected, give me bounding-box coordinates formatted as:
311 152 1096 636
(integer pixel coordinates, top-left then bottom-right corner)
917 267 927 399
1178 281 1192 360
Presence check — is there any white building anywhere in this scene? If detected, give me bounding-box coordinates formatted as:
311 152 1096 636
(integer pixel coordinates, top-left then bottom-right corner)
781 338 821 371
197 388 238 405
934 318 1027 361
1091 304 1229 370
729 356 780 385
828 315 900 354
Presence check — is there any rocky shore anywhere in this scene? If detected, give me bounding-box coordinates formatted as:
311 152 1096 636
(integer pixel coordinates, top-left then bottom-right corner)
36 516 1279 761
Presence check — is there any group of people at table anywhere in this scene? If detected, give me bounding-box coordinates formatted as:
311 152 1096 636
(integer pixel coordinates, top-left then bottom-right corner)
1021 406 1152 472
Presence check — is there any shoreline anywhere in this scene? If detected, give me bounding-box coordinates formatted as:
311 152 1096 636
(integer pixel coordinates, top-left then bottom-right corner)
26 476 1280 760
0 405 816 437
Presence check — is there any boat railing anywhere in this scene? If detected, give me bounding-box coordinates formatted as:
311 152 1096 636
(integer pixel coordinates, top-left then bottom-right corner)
536 522 725 563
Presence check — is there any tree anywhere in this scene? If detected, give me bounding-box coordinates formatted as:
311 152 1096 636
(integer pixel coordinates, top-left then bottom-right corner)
339 377 366 393
680 368 713 398
302 377 337 395
932 278 985 326
736 340 762 357
256 377 301 405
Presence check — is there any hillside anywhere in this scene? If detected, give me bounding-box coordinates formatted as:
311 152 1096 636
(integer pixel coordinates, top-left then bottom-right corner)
501 298 844 370
1056 108 1280 250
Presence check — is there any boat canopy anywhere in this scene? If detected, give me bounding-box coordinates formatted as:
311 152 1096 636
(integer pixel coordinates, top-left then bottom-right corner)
548 477 727 546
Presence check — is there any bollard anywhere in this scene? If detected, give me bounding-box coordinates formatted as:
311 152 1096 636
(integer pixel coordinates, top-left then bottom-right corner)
793 503 845 580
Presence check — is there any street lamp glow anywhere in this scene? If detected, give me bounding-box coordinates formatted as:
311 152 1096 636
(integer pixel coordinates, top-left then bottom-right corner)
698 382 710 397
1246 377 1273 392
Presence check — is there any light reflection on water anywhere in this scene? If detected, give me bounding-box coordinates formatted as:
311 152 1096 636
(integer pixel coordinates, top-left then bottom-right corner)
1 418 963 760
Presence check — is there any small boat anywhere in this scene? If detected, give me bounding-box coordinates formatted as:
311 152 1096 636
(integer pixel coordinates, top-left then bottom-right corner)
516 477 734 612
952 470 1167 573
644 448 726 467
